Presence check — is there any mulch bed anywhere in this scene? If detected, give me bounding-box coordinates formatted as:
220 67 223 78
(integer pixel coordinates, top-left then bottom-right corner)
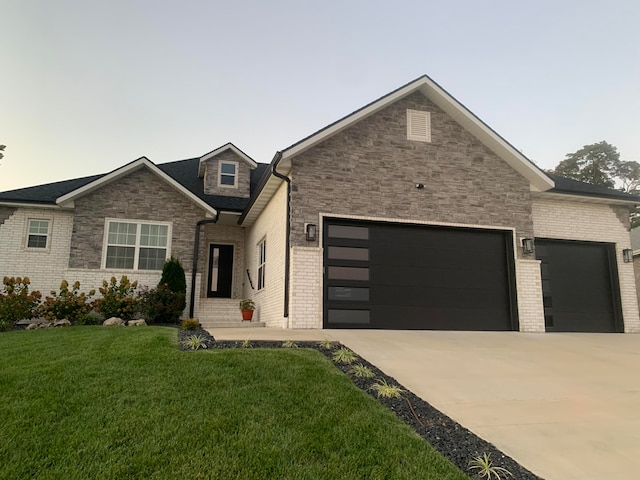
178 328 543 479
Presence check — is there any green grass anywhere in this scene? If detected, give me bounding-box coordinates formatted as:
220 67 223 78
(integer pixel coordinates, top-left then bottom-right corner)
0 327 468 479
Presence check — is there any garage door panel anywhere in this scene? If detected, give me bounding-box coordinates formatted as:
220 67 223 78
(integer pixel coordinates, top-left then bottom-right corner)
536 239 622 333
372 306 509 330
371 285 508 309
324 219 516 330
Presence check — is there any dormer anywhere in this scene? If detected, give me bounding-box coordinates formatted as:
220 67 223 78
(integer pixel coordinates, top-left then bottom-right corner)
198 143 257 198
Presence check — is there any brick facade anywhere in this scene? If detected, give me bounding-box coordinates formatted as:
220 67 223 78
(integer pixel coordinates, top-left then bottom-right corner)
243 181 287 327
0 206 16 226
290 91 535 261
532 196 639 333
202 150 252 198
69 168 208 270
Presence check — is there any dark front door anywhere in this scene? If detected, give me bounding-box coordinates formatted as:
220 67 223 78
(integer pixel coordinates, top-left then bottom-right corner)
323 219 517 330
535 239 623 332
208 244 234 298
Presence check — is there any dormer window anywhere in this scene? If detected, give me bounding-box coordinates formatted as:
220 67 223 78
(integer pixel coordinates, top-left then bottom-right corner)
218 161 238 188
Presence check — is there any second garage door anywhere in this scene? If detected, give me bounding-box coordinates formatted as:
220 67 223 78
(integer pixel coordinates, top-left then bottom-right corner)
324 219 517 330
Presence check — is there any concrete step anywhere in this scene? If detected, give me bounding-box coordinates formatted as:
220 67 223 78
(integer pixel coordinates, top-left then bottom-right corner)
206 321 266 328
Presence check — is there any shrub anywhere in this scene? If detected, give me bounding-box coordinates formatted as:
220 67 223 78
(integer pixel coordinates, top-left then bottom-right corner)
181 334 208 350
76 311 103 326
160 257 187 295
181 318 200 330
93 276 139 320
41 280 95 322
0 276 42 331
138 284 185 324
332 348 358 364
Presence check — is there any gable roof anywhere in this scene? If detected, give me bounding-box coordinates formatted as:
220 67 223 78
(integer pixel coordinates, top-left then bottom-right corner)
0 157 270 213
56 157 219 216
198 143 257 177
240 74 556 225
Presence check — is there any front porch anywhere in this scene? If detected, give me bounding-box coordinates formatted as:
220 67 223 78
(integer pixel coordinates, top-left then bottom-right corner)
196 298 265 329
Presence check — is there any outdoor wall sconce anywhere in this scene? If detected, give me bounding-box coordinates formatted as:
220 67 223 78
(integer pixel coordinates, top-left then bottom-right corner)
521 238 534 254
415 183 425 189
305 223 317 242
623 248 634 263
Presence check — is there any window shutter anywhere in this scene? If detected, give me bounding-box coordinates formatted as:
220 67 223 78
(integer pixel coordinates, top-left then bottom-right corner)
407 109 431 142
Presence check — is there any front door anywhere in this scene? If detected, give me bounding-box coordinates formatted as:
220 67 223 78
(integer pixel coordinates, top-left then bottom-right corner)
208 244 234 298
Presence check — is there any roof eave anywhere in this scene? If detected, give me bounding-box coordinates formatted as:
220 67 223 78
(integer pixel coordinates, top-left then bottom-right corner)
56 157 218 216
533 190 640 206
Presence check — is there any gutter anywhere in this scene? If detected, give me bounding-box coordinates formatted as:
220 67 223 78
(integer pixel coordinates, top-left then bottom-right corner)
189 211 220 318
270 153 291 320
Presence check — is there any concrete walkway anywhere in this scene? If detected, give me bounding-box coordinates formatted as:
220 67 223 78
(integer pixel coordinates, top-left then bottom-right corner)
208 328 640 480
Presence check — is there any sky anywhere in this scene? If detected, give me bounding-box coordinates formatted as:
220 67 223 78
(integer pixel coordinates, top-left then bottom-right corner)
1 0 639 192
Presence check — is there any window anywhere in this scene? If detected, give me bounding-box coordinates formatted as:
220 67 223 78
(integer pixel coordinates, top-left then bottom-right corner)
27 219 50 249
407 109 431 142
257 239 266 290
104 219 170 270
218 161 238 188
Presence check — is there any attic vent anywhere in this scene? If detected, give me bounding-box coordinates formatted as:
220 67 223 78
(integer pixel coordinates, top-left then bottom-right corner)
407 109 431 142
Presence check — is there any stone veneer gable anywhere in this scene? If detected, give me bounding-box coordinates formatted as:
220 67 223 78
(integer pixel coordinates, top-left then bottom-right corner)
202 150 252 198
69 168 208 269
289 91 535 255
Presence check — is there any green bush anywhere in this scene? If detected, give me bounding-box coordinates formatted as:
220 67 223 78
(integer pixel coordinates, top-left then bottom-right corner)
0 276 42 331
76 312 103 326
160 257 187 294
138 284 185 324
41 280 95 322
181 318 200 330
93 276 139 320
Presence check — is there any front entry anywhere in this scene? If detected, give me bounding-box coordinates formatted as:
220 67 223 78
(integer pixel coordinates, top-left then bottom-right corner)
207 244 234 298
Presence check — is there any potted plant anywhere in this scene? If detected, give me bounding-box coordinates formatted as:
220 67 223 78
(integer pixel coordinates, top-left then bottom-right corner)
239 299 255 321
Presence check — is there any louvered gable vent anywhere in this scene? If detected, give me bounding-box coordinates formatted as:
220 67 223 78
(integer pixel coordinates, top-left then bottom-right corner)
407 109 431 142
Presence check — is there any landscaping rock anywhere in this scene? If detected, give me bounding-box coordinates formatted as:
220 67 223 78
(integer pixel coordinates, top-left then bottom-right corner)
128 319 147 326
26 323 39 330
53 319 72 327
103 317 125 326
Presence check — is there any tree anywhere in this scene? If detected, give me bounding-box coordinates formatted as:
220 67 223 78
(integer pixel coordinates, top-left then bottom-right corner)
0 145 5 163
553 141 620 188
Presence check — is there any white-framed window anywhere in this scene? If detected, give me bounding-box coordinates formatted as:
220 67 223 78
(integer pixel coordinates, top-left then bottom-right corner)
103 219 171 271
257 239 266 290
218 161 239 188
26 219 50 249
407 109 431 142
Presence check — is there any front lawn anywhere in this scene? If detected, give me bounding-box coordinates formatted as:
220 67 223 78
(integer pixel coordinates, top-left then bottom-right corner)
0 327 468 479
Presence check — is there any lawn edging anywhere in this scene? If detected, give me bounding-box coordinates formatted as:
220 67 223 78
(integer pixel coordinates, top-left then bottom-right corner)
180 329 543 480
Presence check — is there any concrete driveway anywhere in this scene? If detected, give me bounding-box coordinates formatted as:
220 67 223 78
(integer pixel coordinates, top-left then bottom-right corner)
325 330 640 480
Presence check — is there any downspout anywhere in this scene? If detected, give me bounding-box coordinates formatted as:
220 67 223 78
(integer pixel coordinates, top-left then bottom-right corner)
271 153 291 320
189 211 220 318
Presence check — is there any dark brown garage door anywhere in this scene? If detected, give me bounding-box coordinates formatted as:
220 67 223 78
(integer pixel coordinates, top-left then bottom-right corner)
535 239 623 332
323 219 518 330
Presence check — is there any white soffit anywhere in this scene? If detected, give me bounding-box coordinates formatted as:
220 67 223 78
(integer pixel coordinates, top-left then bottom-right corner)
532 190 640 206
56 157 218 216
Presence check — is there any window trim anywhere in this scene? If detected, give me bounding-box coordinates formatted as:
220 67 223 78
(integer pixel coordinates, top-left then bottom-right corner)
25 218 51 251
101 218 172 271
218 160 239 188
257 238 266 291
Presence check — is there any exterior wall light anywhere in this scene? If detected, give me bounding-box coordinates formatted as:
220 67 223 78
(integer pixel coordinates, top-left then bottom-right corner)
521 238 534 254
623 248 634 263
305 223 317 242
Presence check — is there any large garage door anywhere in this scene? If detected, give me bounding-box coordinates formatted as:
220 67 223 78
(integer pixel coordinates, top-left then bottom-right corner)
535 239 623 332
323 219 517 330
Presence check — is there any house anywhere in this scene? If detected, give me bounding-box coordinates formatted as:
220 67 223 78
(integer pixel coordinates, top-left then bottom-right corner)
1 75 639 333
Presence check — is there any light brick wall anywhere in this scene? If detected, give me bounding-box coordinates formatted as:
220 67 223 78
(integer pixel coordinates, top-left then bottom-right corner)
532 197 640 332
203 150 251 198
290 246 322 329
199 223 246 298
0 207 74 294
515 259 545 332
243 181 287 327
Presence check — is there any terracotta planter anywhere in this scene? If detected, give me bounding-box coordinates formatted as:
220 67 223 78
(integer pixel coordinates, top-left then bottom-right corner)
241 309 254 321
